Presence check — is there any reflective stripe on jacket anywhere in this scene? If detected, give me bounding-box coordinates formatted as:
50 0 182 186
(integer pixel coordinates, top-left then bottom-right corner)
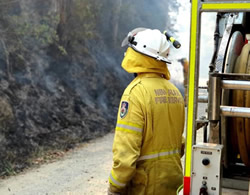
109 73 185 195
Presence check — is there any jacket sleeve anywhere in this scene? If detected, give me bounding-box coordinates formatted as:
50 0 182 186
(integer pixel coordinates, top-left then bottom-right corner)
181 105 186 157
109 88 144 194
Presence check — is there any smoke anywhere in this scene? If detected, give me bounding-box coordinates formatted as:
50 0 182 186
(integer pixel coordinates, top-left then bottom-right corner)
167 60 185 97
165 0 190 96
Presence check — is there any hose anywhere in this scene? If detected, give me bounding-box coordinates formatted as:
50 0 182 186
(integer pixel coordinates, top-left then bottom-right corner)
209 13 223 72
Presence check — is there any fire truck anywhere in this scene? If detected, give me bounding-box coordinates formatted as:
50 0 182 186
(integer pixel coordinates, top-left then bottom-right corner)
181 1 250 194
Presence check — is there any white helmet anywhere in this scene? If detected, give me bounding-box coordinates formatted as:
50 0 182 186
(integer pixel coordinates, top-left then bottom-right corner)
121 28 171 63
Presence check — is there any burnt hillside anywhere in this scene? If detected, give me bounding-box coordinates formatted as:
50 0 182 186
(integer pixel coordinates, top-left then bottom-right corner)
0 0 179 175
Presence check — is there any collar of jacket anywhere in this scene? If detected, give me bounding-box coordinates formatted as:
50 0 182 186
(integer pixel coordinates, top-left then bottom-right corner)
121 47 171 80
137 72 165 78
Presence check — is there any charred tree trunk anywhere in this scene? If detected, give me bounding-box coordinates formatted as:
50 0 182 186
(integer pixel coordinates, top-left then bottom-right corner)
112 0 122 46
0 38 12 80
56 0 72 46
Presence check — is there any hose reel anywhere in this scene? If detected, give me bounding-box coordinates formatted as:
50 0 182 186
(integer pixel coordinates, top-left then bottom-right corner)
222 31 250 167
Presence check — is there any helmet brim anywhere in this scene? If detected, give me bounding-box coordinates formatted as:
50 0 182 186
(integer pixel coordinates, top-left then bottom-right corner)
130 46 171 64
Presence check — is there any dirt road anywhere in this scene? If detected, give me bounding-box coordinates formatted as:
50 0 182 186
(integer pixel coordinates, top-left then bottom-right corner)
0 132 248 195
0 133 114 195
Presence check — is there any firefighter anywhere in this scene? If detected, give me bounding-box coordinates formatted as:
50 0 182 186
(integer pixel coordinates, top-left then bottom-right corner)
108 28 185 195
178 58 189 106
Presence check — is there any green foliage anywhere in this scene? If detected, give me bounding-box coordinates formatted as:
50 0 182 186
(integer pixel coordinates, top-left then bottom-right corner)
8 14 60 48
0 161 16 177
0 98 14 132
0 8 69 58
58 45 68 56
74 0 101 36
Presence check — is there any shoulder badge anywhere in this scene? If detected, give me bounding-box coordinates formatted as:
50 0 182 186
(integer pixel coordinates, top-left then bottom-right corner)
120 101 129 119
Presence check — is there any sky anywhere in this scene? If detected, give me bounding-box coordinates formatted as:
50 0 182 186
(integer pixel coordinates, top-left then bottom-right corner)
168 0 216 86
